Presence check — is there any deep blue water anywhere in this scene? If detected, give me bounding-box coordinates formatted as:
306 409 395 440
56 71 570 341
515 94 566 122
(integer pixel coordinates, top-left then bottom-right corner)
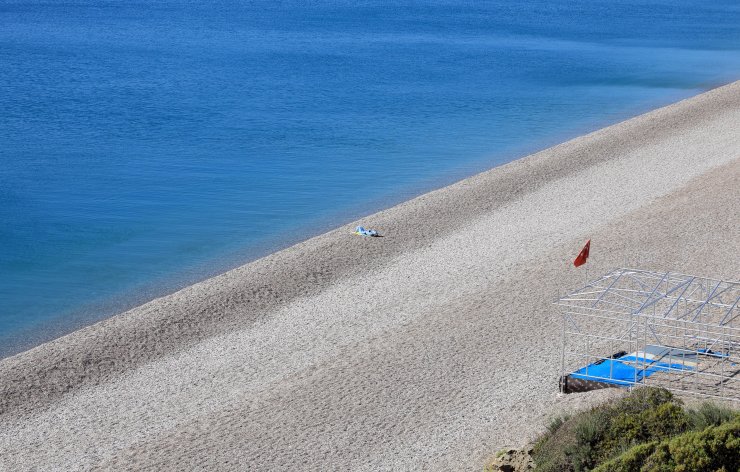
1 1 739 356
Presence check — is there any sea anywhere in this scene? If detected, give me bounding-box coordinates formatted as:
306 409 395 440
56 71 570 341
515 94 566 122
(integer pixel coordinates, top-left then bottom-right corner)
1 0 739 357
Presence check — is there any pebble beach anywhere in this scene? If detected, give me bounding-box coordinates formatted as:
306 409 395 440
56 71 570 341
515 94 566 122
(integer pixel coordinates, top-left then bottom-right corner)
1 81 738 470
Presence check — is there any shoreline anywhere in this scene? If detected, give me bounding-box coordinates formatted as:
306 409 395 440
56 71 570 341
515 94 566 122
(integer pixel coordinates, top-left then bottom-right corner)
0 88 698 360
1 81 738 470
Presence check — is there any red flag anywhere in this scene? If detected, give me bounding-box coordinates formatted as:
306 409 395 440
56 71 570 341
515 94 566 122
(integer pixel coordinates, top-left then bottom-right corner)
573 240 590 267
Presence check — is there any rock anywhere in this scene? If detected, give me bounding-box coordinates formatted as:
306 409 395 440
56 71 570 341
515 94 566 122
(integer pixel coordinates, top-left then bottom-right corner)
487 447 535 471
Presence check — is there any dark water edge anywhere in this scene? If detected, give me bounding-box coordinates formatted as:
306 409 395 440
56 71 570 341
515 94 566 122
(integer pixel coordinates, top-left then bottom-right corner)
0 84 716 359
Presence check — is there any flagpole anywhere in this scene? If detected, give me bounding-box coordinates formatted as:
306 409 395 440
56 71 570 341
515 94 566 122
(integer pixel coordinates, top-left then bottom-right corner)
588 239 591 286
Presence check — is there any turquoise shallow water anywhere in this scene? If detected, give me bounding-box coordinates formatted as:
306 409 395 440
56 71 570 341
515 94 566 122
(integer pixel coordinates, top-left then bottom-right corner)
1 1 739 356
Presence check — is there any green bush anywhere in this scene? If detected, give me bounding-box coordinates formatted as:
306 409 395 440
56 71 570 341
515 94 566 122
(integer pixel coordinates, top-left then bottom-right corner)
592 441 658 472
532 388 690 471
596 415 740 472
686 402 738 431
532 388 740 472
605 401 689 447
532 408 610 471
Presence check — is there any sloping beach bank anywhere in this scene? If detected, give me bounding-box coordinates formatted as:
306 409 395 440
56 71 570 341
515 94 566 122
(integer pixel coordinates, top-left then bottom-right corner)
1 82 739 470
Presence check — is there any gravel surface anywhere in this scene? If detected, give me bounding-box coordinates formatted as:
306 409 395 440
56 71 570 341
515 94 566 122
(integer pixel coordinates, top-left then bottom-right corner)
1 81 738 471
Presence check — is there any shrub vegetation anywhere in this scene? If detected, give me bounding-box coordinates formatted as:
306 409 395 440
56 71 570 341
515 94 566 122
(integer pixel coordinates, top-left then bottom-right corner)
530 387 739 472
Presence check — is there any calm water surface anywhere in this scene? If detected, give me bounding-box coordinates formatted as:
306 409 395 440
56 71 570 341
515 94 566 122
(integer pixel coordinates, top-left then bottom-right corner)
1 1 739 356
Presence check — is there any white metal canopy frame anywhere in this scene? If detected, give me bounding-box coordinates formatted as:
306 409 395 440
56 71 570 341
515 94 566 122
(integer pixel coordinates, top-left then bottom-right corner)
556 268 740 403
